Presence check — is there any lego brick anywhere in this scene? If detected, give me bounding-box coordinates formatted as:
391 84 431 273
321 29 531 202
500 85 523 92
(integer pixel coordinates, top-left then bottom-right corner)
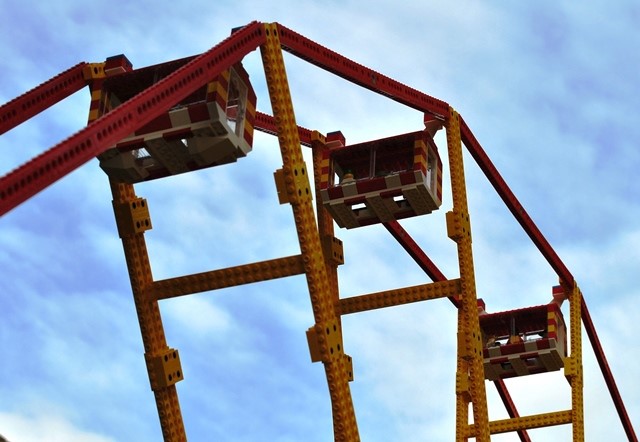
305 319 344 363
456 370 472 402
82 63 106 81
344 354 354 382
273 168 289 204
327 200 359 229
322 235 344 265
364 194 396 223
290 162 312 204
112 197 152 237
306 326 322 363
148 348 184 390
104 54 133 75
446 209 471 242
274 164 312 206
144 138 191 175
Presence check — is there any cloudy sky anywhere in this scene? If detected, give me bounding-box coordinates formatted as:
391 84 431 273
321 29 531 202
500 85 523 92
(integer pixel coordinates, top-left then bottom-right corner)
1 1 639 441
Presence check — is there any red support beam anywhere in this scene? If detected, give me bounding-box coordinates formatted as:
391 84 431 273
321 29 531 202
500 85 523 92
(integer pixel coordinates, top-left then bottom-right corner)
0 62 88 136
0 21 266 216
384 220 531 442
494 378 533 442
582 300 638 442
254 111 314 146
458 115 637 441
384 220 452 299
275 23 450 119
458 116 574 286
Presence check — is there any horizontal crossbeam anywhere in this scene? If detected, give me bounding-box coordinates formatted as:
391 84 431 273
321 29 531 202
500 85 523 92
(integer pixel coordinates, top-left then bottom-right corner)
151 255 306 300
338 279 460 315
466 410 573 437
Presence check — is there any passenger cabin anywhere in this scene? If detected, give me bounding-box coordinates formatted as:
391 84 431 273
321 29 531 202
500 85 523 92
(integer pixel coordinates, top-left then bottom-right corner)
319 129 443 229
97 55 256 183
479 300 567 381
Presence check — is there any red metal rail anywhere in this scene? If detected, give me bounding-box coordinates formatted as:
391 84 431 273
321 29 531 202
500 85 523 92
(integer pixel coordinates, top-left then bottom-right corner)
384 220 532 442
0 62 88 136
254 111 313 146
458 117 574 285
459 116 637 442
582 300 637 442
0 21 266 216
275 23 450 120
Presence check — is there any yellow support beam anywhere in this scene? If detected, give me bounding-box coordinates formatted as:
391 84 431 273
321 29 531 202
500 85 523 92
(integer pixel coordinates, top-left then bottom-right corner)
113 182 186 442
446 108 490 442
311 131 342 303
87 71 187 442
465 410 573 437
565 282 585 441
150 255 306 300
338 279 461 315
260 23 360 442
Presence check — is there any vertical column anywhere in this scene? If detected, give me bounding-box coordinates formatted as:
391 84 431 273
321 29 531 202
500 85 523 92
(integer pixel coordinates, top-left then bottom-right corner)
565 282 584 441
260 23 359 442
445 108 490 441
86 63 187 442
311 132 343 303
111 182 186 442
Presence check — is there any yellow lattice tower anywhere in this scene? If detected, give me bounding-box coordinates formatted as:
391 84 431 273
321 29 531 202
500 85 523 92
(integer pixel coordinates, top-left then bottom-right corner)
82 22 589 442
446 105 585 441
445 108 491 441
260 23 360 441
566 282 585 441
84 62 188 442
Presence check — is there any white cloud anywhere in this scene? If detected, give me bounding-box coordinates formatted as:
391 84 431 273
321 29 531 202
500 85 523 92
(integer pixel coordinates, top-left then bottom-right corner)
162 296 232 337
0 411 115 442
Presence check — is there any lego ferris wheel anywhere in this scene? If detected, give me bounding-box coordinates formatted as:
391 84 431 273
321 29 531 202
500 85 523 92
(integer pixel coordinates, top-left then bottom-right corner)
0 22 636 442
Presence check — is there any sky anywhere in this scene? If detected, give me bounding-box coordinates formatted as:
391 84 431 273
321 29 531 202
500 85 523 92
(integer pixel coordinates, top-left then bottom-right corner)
0 1 639 441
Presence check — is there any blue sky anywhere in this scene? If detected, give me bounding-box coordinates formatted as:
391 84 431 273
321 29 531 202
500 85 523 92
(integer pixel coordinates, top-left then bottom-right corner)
1 1 639 441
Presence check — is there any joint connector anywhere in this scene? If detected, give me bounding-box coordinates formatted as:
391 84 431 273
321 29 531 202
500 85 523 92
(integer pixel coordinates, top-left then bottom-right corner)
456 370 472 402
457 331 473 361
147 348 183 390
82 63 106 81
274 168 289 204
306 319 344 363
310 130 326 144
113 197 152 238
273 162 312 205
322 235 344 265
446 210 471 243
344 354 354 382
564 356 583 380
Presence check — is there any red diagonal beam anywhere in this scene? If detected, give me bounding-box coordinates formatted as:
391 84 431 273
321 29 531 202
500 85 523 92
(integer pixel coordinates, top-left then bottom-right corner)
384 221 452 299
384 220 531 442
0 21 265 216
254 111 313 146
275 23 450 119
582 300 638 442
0 62 88 136
458 116 574 285
459 116 637 441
